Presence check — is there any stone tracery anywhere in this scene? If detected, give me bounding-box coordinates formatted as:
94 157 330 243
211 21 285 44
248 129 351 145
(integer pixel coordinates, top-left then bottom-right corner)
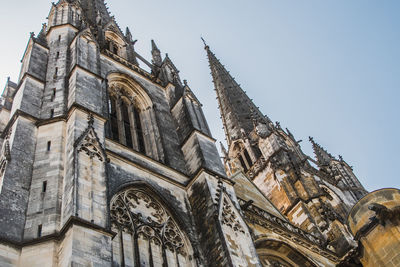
107 73 164 162
110 188 193 266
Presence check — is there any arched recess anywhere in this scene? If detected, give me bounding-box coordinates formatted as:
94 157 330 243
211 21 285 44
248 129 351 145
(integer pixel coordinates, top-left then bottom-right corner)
228 140 255 173
105 27 127 58
107 72 164 162
255 239 317 267
110 186 196 266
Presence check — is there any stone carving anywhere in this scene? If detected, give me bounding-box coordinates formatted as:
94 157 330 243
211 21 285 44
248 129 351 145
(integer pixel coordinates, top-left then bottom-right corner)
0 137 11 179
247 156 267 179
255 123 270 139
369 203 400 226
76 116 104 162
221 197 245 233
319 202 342 223
237 198 337 260
77 129 104 161
110 188 187 255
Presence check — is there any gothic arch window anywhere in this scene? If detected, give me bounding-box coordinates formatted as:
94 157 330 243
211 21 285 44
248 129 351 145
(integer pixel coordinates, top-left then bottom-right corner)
105 30 127 58
107 73 164 161
110 187 195 266
231 142 253 173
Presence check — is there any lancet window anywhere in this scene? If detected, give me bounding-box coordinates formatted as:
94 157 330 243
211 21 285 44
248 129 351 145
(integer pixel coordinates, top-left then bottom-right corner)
237 148 253 173
108 91 145 153
110 187 195 266
107 73 164 161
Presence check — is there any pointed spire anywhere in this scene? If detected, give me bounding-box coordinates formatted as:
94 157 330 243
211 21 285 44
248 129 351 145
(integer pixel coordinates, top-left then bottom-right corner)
126 27 132 41
309 137 335 166
151 39 162 66
204 41 271 145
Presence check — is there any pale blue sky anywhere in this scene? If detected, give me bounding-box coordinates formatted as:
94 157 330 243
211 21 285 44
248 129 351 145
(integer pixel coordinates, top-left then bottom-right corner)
0 1 399 191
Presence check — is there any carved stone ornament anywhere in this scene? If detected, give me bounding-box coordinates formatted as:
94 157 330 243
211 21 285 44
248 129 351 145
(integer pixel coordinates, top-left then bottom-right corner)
0 138 11 178
255 123 270 139
219 194 245 234
110 188 187 255
76 114 105 162
368 203 400 226
77 128 104 161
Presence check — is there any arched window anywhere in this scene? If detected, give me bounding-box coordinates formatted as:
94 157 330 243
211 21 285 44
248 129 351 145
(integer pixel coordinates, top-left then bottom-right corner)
110 187 195 266
107 73 164 162
238 155 248 173
108 93 144 152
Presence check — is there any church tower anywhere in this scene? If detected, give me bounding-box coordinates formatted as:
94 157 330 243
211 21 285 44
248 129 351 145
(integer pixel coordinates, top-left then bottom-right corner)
2 0 397 266
205 42 367 256
0 1 262 266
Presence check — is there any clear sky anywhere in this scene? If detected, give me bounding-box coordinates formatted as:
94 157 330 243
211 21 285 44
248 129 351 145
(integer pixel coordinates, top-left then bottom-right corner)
0 0 399 191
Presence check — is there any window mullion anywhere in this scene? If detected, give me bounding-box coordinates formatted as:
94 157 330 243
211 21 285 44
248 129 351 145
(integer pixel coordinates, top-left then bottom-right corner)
129 102 140 151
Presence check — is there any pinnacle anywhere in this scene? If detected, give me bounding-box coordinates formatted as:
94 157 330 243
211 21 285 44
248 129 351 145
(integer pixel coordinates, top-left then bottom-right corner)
151 39 160 52
309 137 335 166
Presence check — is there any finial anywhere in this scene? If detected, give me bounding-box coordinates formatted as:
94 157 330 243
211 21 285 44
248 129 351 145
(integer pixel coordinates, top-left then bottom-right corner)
88 113 94 127
309 136 314 142
339 155 344 161
126 27 132 41
220 141 228 157
183 80 188 86
201 37 209 49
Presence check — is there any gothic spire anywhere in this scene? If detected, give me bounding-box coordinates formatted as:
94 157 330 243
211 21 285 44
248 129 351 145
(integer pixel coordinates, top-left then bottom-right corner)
76 0 110 27
309 137 335 166
204 41 270 145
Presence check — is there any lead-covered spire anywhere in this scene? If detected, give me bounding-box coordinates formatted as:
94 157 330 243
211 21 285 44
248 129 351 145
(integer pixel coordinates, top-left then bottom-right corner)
204 41 269 145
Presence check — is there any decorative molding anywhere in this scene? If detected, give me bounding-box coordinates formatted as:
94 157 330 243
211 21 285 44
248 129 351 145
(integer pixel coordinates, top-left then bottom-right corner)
75 114 106 162
237 198 339 262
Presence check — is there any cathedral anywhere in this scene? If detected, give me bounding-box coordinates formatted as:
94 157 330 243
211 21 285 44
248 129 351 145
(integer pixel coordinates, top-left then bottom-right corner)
0 0 399 266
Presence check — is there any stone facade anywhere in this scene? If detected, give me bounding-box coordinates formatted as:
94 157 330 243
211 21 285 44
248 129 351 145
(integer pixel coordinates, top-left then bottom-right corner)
0 0 398 266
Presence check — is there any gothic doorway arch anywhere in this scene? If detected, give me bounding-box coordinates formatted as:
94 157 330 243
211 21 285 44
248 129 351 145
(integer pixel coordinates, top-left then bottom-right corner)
256 239 317 267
